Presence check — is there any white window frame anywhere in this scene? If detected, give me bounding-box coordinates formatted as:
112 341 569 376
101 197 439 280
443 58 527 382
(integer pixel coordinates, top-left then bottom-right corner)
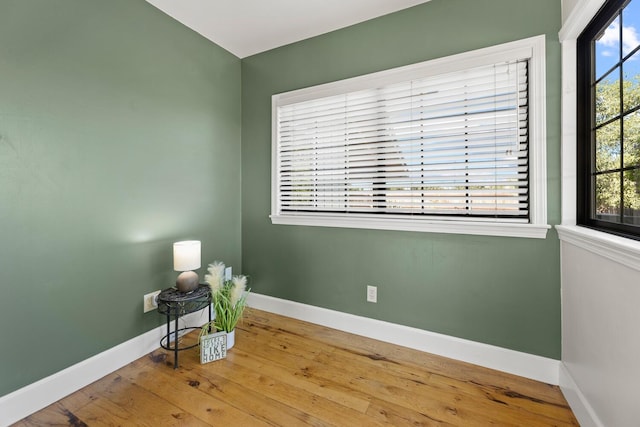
271 35 550 239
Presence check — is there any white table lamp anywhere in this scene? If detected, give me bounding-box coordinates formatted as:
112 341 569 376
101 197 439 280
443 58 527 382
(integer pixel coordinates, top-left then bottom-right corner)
173 240 201 292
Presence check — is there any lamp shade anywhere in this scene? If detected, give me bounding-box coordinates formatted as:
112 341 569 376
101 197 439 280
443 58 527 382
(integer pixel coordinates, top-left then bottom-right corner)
173 240 201 272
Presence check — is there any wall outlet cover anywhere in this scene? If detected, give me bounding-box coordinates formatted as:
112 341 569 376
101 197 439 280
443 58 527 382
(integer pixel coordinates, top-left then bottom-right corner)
143 290 161 313
367 285 377 303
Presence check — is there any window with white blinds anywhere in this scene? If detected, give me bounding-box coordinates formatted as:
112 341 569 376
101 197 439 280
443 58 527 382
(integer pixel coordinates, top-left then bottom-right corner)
271 36 549 238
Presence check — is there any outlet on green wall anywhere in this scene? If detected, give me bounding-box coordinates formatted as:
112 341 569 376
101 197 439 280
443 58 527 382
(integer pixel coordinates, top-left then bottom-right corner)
241 0 562 359
0 0 241 396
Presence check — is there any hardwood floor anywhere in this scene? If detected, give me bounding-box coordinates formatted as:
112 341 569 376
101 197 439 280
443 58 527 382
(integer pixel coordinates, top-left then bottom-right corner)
14 308 578 426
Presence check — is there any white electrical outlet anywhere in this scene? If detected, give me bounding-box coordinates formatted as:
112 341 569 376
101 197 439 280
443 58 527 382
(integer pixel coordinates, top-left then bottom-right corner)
224 266 232 281
367 285 377 303
143 290 161 313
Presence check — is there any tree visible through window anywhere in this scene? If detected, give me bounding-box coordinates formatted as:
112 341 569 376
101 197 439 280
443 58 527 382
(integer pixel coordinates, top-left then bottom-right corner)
578 0 640 238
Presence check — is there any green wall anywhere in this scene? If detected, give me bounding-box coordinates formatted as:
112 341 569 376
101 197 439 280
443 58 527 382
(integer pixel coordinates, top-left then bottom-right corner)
0 1 241 396
241 0 562 358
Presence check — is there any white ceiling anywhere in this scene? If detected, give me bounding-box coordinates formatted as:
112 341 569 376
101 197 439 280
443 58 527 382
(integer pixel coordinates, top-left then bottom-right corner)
145 0 432 58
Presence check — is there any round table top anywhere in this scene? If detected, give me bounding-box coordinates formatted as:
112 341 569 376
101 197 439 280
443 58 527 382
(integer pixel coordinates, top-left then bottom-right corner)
157 284 211 303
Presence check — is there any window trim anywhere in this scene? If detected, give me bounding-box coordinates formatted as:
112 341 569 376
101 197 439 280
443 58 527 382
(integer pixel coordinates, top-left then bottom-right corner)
271 35 549 239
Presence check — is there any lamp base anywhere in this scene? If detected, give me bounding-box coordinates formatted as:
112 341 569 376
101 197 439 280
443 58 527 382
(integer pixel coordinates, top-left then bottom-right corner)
176 271 199 293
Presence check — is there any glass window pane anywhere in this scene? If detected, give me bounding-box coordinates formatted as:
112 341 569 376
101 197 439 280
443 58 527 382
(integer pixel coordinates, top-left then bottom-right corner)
622 0 640 57
596 69 621 125
596 120 621 171
623 50 640 112
596 15 620 79
595 172 621 222
624 111 640 167
623 169 640 224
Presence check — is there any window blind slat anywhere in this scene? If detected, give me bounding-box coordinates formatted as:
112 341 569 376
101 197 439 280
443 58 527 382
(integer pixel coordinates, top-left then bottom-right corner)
279 64 526 120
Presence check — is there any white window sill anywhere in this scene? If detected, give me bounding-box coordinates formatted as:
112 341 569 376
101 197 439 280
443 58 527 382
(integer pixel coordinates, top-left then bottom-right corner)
556 224 640 272
271 214 551 239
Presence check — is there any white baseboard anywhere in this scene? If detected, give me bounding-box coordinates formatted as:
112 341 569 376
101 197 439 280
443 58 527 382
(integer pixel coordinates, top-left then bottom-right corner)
0 309 209 427
247 292 561 385
559 363 604 427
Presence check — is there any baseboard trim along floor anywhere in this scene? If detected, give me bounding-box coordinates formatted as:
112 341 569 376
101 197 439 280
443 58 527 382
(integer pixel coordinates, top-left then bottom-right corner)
559 362 603 427
247 293 561 385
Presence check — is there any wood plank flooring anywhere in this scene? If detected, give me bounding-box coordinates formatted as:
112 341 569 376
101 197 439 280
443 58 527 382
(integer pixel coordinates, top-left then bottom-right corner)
14 308 578 426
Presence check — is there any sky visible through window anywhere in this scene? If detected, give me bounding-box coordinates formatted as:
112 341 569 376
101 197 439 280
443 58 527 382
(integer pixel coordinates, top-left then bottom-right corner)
596 0 640 81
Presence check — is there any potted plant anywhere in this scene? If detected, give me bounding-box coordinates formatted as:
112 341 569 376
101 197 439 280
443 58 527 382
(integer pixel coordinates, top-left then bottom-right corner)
199 261 250 349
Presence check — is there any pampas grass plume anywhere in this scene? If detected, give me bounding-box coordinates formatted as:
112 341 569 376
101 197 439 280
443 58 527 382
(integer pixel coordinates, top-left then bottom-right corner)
230 275 247 306
205 261 225 293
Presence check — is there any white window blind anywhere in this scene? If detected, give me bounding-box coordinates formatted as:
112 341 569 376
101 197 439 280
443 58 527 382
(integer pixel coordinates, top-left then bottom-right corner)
271 35 549 238
276 61 529 221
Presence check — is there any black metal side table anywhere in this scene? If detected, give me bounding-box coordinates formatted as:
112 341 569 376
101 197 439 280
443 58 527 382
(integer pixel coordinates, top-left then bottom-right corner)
157 284 211 369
